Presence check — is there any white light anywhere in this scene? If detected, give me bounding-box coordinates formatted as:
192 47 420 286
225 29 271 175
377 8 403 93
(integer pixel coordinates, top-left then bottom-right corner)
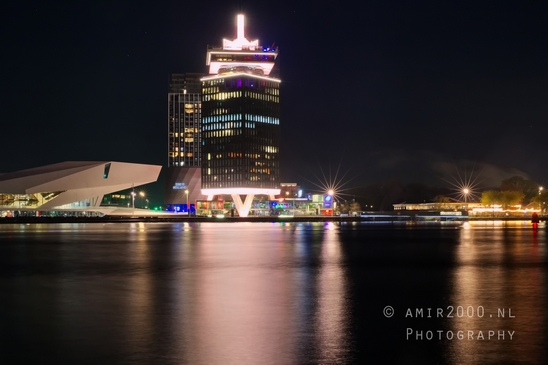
201 71 281 83
237 14 244 39
202 188 281 195
221 14 259 51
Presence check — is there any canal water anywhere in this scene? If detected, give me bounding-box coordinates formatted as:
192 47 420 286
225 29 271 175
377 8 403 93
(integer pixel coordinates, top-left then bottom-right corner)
0 221 546 364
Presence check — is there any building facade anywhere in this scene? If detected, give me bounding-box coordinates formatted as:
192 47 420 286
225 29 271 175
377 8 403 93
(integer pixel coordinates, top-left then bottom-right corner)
168 73 203 168
166 73 207 212
200 14 281 217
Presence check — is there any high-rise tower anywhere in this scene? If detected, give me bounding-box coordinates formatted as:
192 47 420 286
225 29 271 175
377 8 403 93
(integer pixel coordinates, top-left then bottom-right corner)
201 14 280 217
168 73 202 168
165 73 204 213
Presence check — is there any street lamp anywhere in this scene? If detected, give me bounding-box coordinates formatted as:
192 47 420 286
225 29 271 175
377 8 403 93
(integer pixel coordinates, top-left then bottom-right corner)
139 191 145 208
463 188 470 203
539 186 544 213
185 189 189 214
327 189 335 216
131 191 136 209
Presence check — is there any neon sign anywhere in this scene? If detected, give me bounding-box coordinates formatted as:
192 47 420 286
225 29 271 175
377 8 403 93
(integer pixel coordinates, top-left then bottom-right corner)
173 182 187 190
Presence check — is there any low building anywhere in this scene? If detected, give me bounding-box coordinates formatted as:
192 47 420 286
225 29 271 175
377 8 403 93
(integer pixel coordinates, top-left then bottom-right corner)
393 202 482 211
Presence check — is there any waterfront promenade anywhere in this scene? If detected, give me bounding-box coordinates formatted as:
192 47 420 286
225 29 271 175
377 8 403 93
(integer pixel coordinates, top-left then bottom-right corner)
0 213 545 224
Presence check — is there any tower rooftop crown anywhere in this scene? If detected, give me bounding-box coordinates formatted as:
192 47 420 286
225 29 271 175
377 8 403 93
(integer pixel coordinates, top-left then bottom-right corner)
222 14 259 50
206 14 278 76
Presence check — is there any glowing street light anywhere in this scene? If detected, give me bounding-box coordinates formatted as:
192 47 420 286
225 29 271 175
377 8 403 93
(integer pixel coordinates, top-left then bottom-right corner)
540 186 544 195
463 188 470 203
185 189 189 215
138 191 145 209
327 189 335 216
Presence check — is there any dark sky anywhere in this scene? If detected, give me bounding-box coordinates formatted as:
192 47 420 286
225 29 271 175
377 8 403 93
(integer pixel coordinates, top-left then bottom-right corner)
1 1 547 196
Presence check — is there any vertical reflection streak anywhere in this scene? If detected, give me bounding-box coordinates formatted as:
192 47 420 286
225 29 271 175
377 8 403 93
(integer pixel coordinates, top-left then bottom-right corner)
124 222 154 361
449 221 547 364
315 223 350 363
175 223 296 365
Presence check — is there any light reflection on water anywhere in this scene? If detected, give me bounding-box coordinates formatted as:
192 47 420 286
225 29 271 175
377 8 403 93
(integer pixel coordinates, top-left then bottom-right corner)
0 221 546 364
449 221 547 364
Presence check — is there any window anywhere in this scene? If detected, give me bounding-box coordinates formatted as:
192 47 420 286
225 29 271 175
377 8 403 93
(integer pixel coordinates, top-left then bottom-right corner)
103 163 111 179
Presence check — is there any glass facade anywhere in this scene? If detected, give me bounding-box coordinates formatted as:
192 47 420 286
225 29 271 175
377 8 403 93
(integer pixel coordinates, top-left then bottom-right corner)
168 74 203 168
201 74 280 189
0 191 64 209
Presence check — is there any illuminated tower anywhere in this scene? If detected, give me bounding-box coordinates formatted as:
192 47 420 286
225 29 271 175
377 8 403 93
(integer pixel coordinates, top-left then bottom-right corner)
201 14 280 217
168 73 202 168
165 73 204 213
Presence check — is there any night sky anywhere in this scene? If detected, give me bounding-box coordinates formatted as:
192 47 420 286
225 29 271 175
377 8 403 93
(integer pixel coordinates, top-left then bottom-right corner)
2 1 547 201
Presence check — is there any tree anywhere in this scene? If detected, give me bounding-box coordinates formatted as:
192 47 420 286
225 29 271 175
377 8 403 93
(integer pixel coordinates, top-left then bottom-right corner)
531 191 548 214
481 190 500 207
499 191 524 209
500 176 539 202
337 201 362 215
349 201 361 213
481 190 524 209
434 195 451 203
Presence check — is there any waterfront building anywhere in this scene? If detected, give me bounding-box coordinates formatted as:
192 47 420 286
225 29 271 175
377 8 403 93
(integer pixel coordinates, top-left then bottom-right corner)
0 161 161 216
166 73 206 212
392 202 481 211
168 73 202 168
201 14 281 217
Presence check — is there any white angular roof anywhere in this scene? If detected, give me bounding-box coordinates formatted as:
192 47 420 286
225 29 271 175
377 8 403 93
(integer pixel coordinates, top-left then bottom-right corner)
0 161 161 210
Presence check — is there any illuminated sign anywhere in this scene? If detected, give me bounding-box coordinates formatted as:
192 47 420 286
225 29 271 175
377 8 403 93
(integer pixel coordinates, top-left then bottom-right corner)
323 195 332 208
173 182 187 190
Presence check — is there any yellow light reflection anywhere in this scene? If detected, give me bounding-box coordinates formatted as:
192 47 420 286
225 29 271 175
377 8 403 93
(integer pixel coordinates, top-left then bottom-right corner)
448 223 546 363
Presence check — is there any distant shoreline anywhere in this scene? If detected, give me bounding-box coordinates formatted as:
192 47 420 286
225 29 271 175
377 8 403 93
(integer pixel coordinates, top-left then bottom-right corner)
0 215 544 224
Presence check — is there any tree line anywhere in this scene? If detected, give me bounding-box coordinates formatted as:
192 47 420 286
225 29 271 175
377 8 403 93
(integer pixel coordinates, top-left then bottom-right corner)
337 175 547 213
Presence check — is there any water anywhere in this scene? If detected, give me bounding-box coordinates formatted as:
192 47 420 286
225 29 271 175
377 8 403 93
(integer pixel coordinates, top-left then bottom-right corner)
0 221 546 364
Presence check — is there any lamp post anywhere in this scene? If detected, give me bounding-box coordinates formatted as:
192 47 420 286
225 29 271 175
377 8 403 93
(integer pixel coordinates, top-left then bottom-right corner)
185 189 189 215
139 191 145 208
462 188 470 211
539 186 544 214
131 190 136 209
328 189 334 216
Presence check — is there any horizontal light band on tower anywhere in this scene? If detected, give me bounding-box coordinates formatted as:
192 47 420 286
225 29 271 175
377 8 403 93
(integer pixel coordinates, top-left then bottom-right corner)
203 114 243 123
202 114 279 125
208 50 278 56
202 188 281 195
201 73 281 83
